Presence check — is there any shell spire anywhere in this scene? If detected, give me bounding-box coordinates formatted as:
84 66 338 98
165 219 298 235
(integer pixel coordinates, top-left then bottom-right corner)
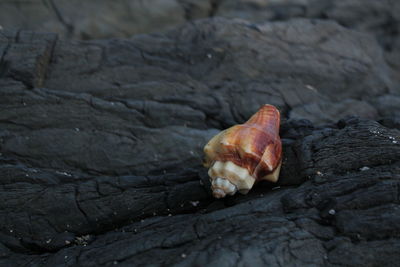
203 104 282 198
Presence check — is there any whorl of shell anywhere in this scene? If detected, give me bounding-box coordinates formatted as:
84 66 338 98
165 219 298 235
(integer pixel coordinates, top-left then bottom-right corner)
203 104 282 198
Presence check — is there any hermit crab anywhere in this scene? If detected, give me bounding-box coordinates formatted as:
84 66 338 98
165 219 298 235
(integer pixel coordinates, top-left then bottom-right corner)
203 104 282 198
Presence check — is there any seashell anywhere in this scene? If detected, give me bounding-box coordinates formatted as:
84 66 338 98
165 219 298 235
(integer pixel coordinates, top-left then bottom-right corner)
203 104 282 198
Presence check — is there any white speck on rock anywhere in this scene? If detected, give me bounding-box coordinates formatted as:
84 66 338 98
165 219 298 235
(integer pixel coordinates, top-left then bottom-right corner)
393 141 398 144
207 53 212 59
190 201 199 207
359 166 370 171
56 171 72 177
181 253 187 258
75 235 91 246
113 261 118 265
46 239 52 244
306 84 317 92
328 209 336 215
75 128 80 132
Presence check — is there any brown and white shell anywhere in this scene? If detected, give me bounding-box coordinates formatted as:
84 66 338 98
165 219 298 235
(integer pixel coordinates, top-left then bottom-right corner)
203 104 282 198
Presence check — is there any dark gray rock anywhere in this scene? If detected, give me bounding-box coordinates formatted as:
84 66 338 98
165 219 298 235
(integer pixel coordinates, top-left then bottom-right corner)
44 18 396 126
0 0 191 39
0 30 57 88
1 117 398 266
1 0 398 74
0 18 399 266
2 0 399 82
216 0 400 76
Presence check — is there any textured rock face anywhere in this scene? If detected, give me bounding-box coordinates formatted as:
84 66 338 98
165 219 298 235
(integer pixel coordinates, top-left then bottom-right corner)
216 0 400 76
0 0 190 39
0 17 400 266
1 0 399 75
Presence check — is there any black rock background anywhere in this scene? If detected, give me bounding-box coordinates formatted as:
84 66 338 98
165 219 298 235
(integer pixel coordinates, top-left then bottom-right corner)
0 1 400 266
1 0 399 77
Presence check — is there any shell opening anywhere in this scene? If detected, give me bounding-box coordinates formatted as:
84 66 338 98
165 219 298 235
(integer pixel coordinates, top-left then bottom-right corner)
211 177 237 198
208 161 256 198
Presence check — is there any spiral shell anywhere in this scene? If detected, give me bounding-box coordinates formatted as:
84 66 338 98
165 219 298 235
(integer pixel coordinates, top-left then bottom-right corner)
203 104 282 198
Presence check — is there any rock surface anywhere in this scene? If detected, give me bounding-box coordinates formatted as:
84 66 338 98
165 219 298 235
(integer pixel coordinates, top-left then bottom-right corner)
216 0 400 78
0 18 400 266
0 0 190 39
1 0 399 76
